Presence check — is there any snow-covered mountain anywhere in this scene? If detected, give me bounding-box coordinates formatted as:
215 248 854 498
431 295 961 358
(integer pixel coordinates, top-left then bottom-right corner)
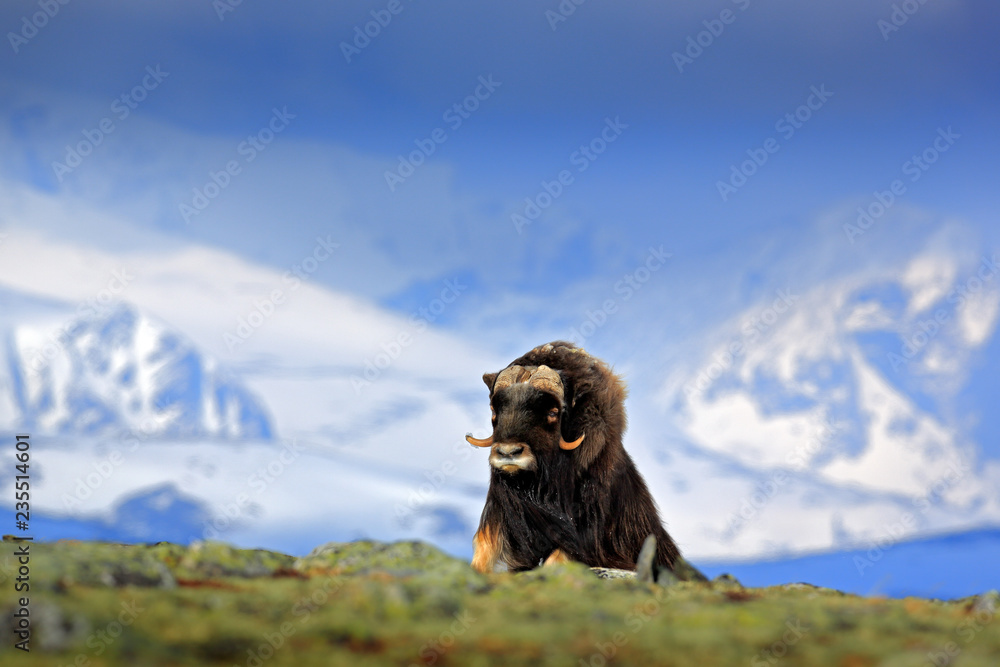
2 210 999 594
0 292 273 439
654 243 1000 558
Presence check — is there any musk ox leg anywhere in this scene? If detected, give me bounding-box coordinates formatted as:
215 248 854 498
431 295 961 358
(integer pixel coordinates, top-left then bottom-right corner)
471 524 504 573
542 549 572 566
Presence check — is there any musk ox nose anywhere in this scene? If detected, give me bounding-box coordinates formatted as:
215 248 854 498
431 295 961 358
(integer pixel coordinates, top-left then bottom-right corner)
495 443 525 458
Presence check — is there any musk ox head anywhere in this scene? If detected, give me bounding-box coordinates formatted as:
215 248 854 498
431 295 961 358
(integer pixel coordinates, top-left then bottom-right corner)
465 363 584 474
468 342 627 473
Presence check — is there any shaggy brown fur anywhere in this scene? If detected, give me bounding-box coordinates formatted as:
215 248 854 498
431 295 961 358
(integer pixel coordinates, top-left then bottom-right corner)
469 341 681 573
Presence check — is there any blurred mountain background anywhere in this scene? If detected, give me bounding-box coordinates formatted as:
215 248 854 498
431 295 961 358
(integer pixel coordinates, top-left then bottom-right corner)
1 0 998 598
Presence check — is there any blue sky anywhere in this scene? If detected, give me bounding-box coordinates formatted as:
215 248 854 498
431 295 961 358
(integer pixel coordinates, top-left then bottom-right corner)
2 1 1000 567
4 1 997 288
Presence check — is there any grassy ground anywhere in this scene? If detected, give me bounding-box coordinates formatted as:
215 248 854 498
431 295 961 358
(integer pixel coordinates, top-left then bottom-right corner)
1 538 998 666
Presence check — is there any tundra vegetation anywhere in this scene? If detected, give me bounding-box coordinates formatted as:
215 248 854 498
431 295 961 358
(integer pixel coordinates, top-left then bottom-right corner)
1 538 998 666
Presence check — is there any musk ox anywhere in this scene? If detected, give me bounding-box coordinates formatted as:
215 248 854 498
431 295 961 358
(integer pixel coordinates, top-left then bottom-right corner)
466 341 683 574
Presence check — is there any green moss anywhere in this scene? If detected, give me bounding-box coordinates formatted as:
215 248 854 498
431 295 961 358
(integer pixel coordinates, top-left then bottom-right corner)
1 538 997 666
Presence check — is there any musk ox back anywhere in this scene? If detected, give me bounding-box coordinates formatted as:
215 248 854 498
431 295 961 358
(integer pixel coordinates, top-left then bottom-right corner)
467 341 682 573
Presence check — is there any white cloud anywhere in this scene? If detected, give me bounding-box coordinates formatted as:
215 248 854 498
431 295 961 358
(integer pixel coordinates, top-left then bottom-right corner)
901 253 957 315
843 299 895 332
819 351 966 496
957 286 1000 347
681 392 829 471
668 241 996 514
0 222 496 383
0 203 512 555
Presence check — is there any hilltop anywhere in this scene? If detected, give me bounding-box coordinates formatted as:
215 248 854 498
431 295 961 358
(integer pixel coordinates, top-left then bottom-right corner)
1 538 998 666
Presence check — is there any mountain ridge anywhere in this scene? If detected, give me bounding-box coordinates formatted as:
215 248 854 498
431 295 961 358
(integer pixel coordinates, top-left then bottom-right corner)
0 295 273 440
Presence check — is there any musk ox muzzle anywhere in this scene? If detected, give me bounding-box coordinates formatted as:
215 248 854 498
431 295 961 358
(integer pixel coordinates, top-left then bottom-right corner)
489 441 534 473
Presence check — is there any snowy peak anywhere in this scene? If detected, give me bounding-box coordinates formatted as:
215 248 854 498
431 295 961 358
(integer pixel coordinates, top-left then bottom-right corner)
0 301 273 440
668 249 999 502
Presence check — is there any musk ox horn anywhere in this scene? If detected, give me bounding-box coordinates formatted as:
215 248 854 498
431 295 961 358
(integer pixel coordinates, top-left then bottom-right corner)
494 365 566 402
527 365 564 402
466 432 494 447
493 365 529 392
559 433 585 450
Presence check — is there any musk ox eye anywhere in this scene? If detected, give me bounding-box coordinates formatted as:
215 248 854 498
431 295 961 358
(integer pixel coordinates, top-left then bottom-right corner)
547 408 559 423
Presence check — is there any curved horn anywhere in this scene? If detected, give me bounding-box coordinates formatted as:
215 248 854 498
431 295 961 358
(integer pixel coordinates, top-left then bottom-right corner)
466 432 494 447
494 365 528 392
559 433 585 450
527 365 565 402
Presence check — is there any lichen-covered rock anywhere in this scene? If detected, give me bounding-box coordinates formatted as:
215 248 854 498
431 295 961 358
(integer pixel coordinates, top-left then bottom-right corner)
26 540 178 589
297 539 466 577
295 539 489 593
590 566 638 580
178 540 297 578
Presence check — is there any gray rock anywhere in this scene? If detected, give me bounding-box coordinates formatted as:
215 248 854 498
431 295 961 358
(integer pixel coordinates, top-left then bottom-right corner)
635 534 657 584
